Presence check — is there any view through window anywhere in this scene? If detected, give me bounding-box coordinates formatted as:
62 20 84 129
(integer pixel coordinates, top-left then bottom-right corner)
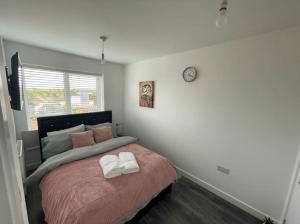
23 67 102 130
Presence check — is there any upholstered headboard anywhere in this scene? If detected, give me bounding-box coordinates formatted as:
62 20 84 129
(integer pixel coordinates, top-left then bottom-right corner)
37 111 112 161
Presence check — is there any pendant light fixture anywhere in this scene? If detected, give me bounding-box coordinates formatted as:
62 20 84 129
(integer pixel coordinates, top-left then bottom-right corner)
100 36 107 64
216 0 228 28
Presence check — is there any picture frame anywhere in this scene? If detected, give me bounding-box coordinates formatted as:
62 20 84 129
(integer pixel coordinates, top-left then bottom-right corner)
139 81 154 108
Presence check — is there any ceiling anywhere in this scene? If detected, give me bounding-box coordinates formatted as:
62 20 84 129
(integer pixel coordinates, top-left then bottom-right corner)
0 0 299 64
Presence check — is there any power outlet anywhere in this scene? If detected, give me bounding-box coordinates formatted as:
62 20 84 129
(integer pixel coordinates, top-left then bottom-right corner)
217 166 230 175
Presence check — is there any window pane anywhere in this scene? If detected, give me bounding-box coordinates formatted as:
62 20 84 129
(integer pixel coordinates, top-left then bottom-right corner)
69 74 98 113
23 68 67 130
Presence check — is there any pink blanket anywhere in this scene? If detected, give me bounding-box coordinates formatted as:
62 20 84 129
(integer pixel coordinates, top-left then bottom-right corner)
40 143 177 224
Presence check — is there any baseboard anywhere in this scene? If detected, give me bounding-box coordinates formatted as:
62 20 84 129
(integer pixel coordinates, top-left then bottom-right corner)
175 166 279 224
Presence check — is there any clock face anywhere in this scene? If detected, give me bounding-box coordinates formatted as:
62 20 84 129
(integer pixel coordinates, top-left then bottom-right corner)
183 67 197 82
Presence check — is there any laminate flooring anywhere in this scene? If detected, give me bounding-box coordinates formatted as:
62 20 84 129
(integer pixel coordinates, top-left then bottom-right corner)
26 176 262 224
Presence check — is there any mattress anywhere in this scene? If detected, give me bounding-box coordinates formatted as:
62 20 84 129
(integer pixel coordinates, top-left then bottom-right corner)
40 143 177 224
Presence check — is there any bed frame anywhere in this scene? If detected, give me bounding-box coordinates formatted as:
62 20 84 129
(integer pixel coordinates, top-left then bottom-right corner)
37 111 112 162
36 110 174 222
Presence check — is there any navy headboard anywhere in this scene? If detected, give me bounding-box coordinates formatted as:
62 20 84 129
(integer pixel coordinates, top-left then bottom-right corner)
37 111 112 161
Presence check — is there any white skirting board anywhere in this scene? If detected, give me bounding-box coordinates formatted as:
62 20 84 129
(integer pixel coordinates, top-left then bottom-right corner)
175 166 279 224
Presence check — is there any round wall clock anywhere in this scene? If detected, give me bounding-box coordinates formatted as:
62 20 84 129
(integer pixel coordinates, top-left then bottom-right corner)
182 67 197 82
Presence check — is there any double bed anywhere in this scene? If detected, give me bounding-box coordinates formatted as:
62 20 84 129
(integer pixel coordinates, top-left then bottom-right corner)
25 111 177 224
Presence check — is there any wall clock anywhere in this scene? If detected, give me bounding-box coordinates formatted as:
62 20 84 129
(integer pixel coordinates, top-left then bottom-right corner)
182 67 197 82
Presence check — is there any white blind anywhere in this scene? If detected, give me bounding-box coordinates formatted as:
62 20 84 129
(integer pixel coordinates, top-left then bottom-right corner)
23 67 101 130
69 74 98 113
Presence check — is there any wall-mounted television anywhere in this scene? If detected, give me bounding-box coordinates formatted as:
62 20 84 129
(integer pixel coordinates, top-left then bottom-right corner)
5 52 23 111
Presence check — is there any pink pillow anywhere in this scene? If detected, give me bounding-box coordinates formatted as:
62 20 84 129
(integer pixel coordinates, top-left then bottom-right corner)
70 130 95 149
92 126 113 143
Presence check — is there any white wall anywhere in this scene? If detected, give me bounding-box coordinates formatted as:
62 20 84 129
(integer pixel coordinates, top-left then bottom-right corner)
3 40 125 139
0 37 28 224
0 37 13 224
124 27 300 221
0 158 12 224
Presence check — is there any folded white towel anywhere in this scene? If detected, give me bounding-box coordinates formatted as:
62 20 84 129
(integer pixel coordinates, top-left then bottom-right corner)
118 152 140 174
99 155 122 179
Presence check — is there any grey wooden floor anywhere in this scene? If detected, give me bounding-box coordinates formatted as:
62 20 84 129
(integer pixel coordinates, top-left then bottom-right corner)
26 176 261 224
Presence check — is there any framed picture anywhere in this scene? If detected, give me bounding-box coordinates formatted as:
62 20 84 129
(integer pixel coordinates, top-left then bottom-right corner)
139 81 154 108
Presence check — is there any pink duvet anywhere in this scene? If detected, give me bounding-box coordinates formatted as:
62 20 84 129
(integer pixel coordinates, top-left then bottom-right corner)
40 143 177 224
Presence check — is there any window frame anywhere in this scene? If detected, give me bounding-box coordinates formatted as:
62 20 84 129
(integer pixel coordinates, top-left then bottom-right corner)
21 65 104 130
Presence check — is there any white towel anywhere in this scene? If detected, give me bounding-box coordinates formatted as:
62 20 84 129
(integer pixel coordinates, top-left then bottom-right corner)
99 155 122 179
119 152 140 174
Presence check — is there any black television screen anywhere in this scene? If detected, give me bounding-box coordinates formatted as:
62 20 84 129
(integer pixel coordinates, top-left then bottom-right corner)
6 52 23 110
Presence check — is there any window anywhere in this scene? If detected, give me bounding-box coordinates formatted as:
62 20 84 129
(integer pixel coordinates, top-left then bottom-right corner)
69 74 98 113
23 67 103 130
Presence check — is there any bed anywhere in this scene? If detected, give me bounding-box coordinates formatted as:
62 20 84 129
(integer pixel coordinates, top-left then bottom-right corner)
25 111 177 224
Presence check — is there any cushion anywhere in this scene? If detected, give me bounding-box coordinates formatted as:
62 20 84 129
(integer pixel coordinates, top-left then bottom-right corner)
86 123 116 137
70 130 95 149
92 126 113 143
42 124 85 159
47 124 85 140
41 136 49 148
42 136 73 159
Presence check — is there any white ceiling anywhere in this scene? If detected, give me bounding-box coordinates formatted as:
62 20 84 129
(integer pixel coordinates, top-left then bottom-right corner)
0 0 299 64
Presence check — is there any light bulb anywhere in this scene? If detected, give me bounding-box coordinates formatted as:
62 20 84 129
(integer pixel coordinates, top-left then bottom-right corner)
216 9 228 28
101 53 106 64
99 36 107 64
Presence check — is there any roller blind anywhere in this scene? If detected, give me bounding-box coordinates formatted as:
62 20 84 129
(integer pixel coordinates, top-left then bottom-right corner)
23 67 101 130
69 73 98 113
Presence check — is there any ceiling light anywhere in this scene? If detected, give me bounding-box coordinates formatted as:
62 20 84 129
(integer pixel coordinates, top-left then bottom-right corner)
100 36 107 64
216 0 228 28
